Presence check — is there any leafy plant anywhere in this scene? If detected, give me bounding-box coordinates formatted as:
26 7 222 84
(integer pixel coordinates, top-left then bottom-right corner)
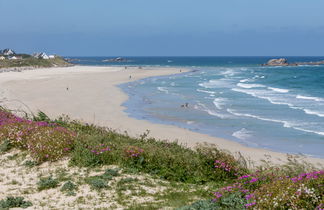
177 200 219 210
61 181 77 196
0 139 12 153
85 176 109 190
37 176 59 191
0 196 32 209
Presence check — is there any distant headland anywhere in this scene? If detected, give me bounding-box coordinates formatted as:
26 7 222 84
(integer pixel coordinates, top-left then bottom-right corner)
0 48 72 72
262 58 324 66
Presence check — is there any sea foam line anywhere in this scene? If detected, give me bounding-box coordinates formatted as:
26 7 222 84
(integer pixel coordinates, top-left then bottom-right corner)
227 109 324 136
194 103 228 119
296 95 324 102
267 87 290 93
236 83 265 89
232 88 324 118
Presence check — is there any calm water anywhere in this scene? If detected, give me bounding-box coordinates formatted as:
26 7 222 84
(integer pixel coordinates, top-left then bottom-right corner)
69 57 324 158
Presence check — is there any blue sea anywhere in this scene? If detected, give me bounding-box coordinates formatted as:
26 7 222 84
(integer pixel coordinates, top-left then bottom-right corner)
69 57 324 158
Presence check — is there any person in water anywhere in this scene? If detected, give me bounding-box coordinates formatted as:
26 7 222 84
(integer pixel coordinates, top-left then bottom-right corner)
181 103 189 108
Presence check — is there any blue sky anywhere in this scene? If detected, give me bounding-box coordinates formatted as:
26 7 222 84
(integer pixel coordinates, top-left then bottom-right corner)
1 0 324 56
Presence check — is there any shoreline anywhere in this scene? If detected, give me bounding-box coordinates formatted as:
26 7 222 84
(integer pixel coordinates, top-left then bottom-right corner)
1 65 324 167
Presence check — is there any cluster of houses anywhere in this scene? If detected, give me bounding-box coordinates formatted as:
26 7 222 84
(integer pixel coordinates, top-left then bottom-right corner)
0 48 56 60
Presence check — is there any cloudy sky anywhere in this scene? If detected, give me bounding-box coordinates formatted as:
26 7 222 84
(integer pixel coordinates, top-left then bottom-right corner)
1 0 324 56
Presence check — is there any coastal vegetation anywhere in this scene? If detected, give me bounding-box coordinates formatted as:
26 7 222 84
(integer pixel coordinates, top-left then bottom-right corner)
0 56 71 69
0 48 71 69
0 107 323 209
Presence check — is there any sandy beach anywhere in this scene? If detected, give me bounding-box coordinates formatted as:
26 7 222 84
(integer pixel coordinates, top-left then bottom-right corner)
1 65 323 167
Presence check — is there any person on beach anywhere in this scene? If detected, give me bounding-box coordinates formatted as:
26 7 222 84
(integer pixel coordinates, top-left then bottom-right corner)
129 75 132 79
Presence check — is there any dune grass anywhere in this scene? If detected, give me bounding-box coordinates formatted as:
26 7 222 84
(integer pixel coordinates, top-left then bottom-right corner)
0 107 323 209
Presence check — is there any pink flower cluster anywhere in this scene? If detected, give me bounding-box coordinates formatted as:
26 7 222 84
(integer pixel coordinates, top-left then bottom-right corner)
0 110 76 161
213 169 324 209
124 146 144 158
291 170 324 183
90 144 111 155
214 159 235 172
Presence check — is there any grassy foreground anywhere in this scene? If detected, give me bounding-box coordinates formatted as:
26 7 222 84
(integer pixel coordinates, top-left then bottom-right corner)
0 108 323 209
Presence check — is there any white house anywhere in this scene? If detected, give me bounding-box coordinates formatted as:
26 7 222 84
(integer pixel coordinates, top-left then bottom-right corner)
9 56 18 60
48 55 56 59
2 49 15 56
0 56 5 60
33 52 50 59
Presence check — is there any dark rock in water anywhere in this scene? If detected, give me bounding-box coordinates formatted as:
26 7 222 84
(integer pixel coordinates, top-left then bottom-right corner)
103 57 127 62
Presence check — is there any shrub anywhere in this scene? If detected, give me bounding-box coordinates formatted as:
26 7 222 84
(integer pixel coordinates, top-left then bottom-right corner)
84 169 115 191
103 169 119 177
0 139 12 153
26 126 75 162
23 160 39 168
177 200 219 210
0 196 32 209
61 181 77 196
37 176 59 191
212 170 324 209
86 176 109 190
0 110 76 162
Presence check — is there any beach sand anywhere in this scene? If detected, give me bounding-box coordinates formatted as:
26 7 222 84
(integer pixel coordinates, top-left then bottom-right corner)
1 65 323 167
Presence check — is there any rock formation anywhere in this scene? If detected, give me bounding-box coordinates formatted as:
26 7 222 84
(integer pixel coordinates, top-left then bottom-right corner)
264 58 289 66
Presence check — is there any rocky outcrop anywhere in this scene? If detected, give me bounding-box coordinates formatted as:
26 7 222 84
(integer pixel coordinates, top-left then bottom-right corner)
264 58 289 66
262 58 324 66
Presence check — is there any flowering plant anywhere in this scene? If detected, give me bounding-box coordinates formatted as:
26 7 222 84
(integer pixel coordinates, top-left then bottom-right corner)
124 146 144 158
0 110 76 162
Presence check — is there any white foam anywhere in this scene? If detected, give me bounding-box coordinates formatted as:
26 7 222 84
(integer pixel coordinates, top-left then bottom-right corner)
268 87 290 93
170 82 176 86
196 89 216 95
194 103 228 119
237 83 265 89
296 95 324 102
232 88 295 107
157 87 169 94
303 109 324 118
232 128 253 140
227 109 324 136
213 98 227 109
199 79 232 88
239 78 254 83
219 68 237 76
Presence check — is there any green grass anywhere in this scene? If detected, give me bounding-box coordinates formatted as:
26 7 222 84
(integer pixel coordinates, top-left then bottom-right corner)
0 57 70 68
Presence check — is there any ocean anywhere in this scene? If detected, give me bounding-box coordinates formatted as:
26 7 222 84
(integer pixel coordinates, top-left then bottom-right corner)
69 56 324 158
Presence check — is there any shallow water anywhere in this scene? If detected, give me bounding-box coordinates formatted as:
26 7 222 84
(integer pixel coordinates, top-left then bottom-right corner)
71 57 324 158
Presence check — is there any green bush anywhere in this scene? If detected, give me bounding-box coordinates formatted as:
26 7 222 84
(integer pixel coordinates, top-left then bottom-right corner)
0 139 12 153
37 176 59 191
86 176 109 190
61 181 77 196
23 160 39 168
0 196 32 209
177 200 219 210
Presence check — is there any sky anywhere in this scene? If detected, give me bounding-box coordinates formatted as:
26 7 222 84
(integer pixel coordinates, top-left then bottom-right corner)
1 0 324 56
